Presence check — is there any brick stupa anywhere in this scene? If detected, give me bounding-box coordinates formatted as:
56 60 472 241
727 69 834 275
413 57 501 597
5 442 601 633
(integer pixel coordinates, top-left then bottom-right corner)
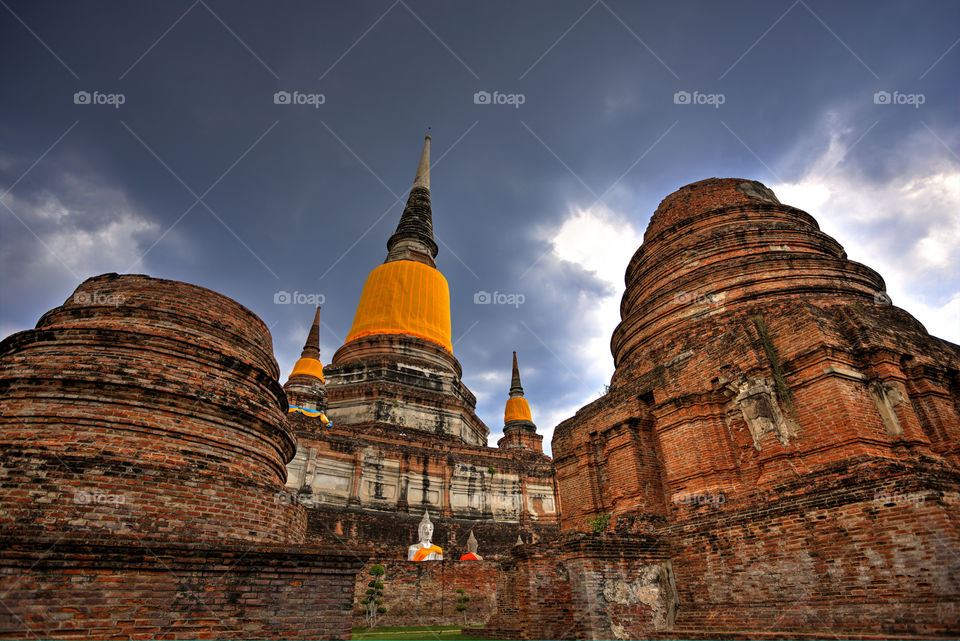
0 274 367 639
481 178 960 639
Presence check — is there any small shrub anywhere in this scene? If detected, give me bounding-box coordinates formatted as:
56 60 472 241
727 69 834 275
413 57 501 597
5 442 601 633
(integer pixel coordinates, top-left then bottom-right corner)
360 564 387 629
586 512 611 533
455 588 471 625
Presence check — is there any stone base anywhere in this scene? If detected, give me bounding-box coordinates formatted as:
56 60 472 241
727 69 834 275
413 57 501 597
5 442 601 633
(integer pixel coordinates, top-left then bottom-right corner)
479 458 960 639
0 534 368 640
477 533 677 640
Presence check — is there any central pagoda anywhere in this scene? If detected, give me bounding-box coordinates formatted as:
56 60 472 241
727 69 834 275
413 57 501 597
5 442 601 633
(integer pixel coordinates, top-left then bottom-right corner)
323 136 489 446
281 136 558 557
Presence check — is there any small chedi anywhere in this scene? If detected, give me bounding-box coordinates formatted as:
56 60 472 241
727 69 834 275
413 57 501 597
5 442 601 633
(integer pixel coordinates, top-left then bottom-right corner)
407 509 443 561
459 530 483 561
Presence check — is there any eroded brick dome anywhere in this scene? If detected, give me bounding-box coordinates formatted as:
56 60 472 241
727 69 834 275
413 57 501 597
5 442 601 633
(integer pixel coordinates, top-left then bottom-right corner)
612 177 886 371
0 273 305 543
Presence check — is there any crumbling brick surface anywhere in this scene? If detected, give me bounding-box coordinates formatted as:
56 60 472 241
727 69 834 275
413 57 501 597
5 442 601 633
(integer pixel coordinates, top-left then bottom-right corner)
0 274 366 640
352 560 499 628
0 534 365 640
0 273 304 543
519 178 960 638
477 534 676 640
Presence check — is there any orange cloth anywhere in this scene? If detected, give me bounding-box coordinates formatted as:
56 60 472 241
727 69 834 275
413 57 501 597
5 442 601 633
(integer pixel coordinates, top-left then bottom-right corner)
459 552 481 561
289 357 325 383
345 260 453 352
504 397 532 423
412 544 443 561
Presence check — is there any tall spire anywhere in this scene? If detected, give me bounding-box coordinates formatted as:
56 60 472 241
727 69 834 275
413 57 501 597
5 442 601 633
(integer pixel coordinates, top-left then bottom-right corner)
285 306 328 415
286 306 325 385
386 135 439 264
300 306 321 360
509 351 524 398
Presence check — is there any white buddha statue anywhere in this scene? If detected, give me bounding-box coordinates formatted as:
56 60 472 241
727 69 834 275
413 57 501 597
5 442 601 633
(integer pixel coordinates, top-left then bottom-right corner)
407 509 443 561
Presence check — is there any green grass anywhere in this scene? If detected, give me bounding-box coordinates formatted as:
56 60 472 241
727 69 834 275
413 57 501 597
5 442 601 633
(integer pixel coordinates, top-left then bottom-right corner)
352 624 489 641
353 625 462 633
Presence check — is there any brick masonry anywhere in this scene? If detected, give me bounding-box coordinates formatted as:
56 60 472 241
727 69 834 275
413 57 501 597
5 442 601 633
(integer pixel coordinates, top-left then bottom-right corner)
287 415 560 554
0 273 303 543
478 534 677 640
3 177 958 639
0 274 367 639
352 560 498 628
483 178 960 639
0 534 365 640
304 503 557 561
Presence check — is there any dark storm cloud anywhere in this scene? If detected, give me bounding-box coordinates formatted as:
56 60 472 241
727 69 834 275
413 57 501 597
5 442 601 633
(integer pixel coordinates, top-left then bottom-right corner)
2 0 958 451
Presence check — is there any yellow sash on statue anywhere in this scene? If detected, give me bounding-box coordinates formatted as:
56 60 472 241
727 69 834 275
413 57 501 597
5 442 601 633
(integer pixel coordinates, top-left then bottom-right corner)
412 545 443 561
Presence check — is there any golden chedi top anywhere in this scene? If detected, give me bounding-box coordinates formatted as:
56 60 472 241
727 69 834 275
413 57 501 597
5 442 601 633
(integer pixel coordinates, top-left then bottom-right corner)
345 135 453 353
289 306 325 383
504 351 533 423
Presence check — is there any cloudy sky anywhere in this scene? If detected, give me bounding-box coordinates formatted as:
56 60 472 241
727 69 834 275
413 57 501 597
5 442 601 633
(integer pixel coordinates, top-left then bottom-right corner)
2 1 958 454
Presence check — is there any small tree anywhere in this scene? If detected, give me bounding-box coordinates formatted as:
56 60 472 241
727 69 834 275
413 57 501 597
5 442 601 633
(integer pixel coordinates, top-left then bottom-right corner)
360 564 387 629
455 587 470 625
586 512 611 533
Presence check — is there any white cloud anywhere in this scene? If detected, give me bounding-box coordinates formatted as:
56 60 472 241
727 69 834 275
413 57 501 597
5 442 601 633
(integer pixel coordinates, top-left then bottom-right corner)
550 204 643 383
3 183 161 276
771 118 960 343
0 172 168 339
892 291 960 343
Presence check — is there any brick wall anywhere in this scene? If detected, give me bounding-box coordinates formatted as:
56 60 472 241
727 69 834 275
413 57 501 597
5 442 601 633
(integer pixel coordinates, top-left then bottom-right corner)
478 534 677 640
542 178 960 637
0 534 365 640
663 461 960 636
352 560 498 628
303 505 557 561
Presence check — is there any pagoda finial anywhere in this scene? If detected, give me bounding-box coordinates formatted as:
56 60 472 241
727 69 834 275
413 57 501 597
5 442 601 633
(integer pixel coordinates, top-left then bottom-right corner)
413 134 430 190
509 351 524 398
386 135 438 264
300 306 321 360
